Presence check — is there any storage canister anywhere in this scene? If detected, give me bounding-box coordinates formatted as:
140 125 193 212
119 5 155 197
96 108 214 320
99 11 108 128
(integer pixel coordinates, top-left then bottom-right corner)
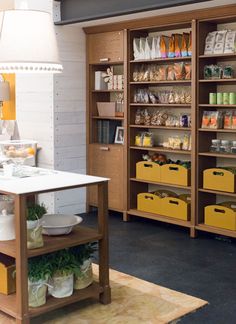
223 92 229 105
217 93 223 105
209 93 217 105
0 210 15 241
229 92 236 105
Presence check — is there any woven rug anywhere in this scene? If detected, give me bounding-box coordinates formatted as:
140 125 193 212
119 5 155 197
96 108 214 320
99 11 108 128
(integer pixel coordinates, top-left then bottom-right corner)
0 264 207 324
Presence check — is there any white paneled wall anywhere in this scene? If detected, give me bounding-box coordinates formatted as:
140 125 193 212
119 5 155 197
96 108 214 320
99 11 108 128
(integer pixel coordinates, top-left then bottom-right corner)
15 0 87 213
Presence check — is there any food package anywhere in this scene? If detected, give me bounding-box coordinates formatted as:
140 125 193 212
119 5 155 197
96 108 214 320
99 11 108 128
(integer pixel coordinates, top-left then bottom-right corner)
135 134 142 146
142 132 154 147
182 134 190 150
157 66 167 81
201 111 223 129
204 31 217 55
174 34 182 57
135 109 144 125
144 37 153 60
133 38 141 60
149 64 159 81
149 92 158 104
224 31 236 54
180 114 189 127
168 35 175 58
151 36 161 59
174 62 185 80
185 63 191 80
213 30 227 54
222 66 234 79
160 36 168 58
232 111 236 129
204 65 213 79
211 65 222 79
167 65 175 81
224 111 233 129
181 33 189 57
139 38 146 59
143 109 151 126
188 31 192 57
154 190 177 198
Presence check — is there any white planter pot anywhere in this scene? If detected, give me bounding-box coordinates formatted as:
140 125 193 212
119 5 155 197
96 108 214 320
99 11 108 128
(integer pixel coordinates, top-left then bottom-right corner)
27 219 44 249
74 258 93 290
49 273 74 298
28 279 47 308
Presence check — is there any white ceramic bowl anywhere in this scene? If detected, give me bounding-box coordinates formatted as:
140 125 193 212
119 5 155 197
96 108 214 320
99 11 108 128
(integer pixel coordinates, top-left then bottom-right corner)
42 214 83 236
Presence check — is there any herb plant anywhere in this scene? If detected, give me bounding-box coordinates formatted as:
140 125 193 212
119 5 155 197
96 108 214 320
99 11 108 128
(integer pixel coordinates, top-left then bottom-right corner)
70 242 97 264
28 255 52 282
27 203 47 221
48 249 80 277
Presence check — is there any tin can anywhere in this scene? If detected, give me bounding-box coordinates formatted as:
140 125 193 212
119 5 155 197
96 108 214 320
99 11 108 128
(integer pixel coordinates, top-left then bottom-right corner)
209 93 216 105
229 92 236 105
217 92 223 105
223 92 229 105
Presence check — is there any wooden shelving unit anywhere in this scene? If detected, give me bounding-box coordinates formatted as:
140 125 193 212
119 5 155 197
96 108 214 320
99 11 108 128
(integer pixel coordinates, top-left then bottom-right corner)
0 171 110 323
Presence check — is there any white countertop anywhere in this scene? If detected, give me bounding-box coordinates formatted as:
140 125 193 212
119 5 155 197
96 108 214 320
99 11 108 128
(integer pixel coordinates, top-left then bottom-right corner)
0 167 109 195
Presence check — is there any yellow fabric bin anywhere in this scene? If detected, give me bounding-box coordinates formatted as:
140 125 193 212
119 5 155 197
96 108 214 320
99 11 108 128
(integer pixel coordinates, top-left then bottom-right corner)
137 193 161 214
0 254 16 295
136 161 161 182
204 204 236 231
161 197 190 221
203 168 236 193
161 164 190 186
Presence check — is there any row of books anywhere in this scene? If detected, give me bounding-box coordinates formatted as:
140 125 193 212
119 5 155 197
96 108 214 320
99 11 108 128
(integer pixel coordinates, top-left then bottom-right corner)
97 120 120 144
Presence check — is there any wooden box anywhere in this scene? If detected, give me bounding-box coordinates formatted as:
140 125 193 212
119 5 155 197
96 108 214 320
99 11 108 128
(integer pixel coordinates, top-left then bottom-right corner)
204 204 236 230
0 253 16 295
161 164 190 186
136 161 161 182
137 193 161 214
161 197 191 221
203 168 236 193
97 102 116 117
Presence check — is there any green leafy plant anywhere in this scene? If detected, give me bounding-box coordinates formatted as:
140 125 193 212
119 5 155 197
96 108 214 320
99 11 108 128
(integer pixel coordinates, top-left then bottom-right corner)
49 249 80 277
27 203 47 221
28 255 52 282
70 242 97 265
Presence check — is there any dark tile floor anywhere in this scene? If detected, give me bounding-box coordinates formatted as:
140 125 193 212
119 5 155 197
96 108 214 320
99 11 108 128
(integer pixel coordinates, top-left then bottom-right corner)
82 211 236 324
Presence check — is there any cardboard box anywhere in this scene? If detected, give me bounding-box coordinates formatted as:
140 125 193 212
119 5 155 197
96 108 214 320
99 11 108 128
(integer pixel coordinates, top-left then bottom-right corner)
137 193 161 214
204 204 236 230
161 164 190 186
97 102 116 117
136 161 161 182
203 168 236 193
161 197 190 221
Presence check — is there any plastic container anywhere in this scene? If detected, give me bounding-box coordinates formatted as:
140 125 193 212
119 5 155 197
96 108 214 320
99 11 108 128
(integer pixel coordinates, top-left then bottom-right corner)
0 140 37 163
0 210 15 241
209 93 217 105
210 139 221 152
220 140 231 153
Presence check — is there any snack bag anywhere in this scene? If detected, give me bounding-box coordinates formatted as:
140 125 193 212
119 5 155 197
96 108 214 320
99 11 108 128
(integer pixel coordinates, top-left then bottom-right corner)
224 31 236 54
232 111 236 129
144 37 152 60
174 34 182 57
135 134 142 146
213 30 227 54
168 35 175 58
139 38 146 59
201 111 211 128
167 64 175 81
160 36 168 58
151 36 161 59
133 38 141 60
224 111 233 129
204 31 217 55
181 33 189 57
157 66 167 81
185 63 191 80
142 132 154 147
174 62 185 80
188 31 192 56
222 66 234 79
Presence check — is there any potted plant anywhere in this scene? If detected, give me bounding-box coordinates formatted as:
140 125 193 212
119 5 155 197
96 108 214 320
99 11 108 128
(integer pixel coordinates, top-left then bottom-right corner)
27 203 47 249
71 243 97 290
48 249 79 298
28 255 52 307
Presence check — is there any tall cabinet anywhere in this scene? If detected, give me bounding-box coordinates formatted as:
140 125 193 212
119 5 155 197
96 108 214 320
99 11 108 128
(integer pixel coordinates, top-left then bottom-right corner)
86 31 128 220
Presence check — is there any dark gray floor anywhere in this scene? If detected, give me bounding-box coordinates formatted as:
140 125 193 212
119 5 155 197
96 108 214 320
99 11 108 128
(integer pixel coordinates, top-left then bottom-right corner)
83 211 236 324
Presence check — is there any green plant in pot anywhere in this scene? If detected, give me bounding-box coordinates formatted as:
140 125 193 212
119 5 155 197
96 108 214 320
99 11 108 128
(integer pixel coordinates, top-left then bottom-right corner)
28 255 52 307
48 249 79 298
70 243 97 290
27 203 47 249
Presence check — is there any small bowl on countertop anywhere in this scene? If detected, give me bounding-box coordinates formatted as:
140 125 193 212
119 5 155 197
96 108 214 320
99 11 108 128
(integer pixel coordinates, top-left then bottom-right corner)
42 214 83 236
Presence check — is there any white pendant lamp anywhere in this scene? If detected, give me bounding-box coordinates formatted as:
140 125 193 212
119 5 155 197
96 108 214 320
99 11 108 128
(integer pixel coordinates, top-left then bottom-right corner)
0 9 63 73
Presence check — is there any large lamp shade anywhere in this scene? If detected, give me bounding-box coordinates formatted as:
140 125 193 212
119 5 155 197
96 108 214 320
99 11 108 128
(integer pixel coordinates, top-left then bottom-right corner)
0 10 63 73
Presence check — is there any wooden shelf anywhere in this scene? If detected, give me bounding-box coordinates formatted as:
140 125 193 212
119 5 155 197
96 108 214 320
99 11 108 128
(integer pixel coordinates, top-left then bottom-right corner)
29 282 102 318
199 152 236 159
0 292 17 318
91 89 123 93
92 116 124 120
130 177 191 190
130 103 191 107
128 209 192 228
0 239 16 258
198 128 236 133
198 104 236 108
28 226 102 258
199 78 236 83
199 53 236 59
130 125 191 130
129 145 191 154
199 188 236 198
196 224 236 238
89 61 123 66
130 57 191 63
129 80 191 85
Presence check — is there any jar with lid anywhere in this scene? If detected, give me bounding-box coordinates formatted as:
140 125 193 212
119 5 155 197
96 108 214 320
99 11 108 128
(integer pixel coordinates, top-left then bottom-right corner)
220 140 231 153
210 139 221 152
231 140 236 154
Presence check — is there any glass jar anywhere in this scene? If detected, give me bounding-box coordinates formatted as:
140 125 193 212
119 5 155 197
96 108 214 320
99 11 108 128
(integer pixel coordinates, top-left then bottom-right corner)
220 140 231 153
231 141 236 154
210 139 221 152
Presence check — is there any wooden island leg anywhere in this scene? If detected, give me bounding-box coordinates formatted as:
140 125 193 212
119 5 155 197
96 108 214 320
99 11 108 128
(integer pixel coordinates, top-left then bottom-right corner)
15 194 30 324
97 181 111 304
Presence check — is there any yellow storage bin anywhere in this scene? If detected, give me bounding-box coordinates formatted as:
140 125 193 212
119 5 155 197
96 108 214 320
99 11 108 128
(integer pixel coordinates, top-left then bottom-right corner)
161 197 190 221
136 161 161 182
137 193 161 214
204 204 236 230
0 253 16 295
161 164 190 186
203 168 236 193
